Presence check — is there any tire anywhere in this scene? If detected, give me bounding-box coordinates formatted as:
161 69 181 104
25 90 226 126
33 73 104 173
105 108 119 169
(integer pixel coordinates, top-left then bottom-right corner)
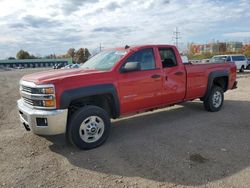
239 66 244 73
203 86 224 112
66 105 111 150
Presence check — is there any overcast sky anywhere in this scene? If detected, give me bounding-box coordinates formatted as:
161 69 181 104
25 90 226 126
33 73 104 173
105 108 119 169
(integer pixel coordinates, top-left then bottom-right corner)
0 0 250 59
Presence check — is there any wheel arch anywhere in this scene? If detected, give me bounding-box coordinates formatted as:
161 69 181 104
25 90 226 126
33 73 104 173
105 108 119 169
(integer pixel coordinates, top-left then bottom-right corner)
203 70 229 100
59 84 120 119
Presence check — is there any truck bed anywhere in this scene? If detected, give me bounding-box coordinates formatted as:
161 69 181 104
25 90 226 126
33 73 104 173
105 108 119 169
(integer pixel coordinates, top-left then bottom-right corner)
184 62 236 100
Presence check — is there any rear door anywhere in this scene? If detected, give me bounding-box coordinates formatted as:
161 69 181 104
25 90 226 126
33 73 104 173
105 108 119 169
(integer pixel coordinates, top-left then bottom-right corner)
118 48 163 115
157 47 186 104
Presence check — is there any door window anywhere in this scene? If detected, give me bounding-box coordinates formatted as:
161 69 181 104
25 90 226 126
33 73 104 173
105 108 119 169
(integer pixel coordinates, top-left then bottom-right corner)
125 48 155 70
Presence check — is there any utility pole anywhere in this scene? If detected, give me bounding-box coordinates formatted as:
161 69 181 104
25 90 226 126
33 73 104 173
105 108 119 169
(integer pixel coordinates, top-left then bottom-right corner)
173 27 181 49
99 43 103 52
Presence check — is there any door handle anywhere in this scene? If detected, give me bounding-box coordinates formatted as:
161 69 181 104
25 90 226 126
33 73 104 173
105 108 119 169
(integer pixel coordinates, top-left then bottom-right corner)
174 71 184 76
151 74 161 79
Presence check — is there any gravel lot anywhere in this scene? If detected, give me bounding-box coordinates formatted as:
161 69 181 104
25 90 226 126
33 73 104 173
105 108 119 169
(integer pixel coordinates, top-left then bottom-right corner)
0 68 250 188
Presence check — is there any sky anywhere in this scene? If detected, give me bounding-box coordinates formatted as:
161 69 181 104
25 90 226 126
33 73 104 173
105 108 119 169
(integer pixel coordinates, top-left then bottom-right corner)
0 0 250 59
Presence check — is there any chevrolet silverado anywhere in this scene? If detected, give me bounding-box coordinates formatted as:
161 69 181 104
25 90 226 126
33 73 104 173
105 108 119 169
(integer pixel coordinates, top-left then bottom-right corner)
17 45 237 149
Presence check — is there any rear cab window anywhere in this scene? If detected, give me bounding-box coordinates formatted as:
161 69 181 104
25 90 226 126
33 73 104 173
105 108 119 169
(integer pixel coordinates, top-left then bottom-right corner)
158 48 177 68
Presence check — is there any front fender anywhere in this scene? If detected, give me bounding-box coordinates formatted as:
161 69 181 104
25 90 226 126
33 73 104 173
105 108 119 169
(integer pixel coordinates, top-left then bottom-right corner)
59 84 120 118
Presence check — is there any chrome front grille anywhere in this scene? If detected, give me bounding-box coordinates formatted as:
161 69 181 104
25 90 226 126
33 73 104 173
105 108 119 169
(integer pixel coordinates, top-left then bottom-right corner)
23 97 34 106
19 80 56 109
20 84 35 107
21 85 32 94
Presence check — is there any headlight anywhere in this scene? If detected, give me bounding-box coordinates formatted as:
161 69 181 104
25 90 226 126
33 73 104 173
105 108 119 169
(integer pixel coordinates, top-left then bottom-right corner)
43 87 54 94
20 81 56 109
31 87 55 94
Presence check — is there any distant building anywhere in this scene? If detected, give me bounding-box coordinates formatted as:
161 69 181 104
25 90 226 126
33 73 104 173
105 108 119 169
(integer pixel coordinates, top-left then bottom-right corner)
189 41 243 55
226 42 243 53
242 44 250 56
0 58 72 68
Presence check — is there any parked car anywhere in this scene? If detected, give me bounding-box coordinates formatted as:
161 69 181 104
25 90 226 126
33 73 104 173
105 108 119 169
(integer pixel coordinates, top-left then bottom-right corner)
53 63 64 69
211 54 248 72
61 64 71 69
16 66 24 69
190 60 201 63
247 58 250 69
201 59 210 63
61 64 80 69
181 56 189 64
17 44 237 149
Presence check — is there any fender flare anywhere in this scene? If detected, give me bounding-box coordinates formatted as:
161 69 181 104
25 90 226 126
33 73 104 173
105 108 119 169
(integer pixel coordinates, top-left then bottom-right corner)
59 84 120 118
204 70 229 100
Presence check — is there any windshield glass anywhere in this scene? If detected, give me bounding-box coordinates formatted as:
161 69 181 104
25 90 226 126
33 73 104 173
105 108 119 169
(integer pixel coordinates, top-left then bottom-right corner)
81 51 126 70
211 56 227 63
232 56 246 61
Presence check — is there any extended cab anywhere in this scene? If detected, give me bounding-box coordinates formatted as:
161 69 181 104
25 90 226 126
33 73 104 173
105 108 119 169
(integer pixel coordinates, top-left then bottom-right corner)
17 45 237 149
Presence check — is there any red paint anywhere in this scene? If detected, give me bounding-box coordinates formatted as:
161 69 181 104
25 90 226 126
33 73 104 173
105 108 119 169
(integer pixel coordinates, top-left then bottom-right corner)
22 45 237 116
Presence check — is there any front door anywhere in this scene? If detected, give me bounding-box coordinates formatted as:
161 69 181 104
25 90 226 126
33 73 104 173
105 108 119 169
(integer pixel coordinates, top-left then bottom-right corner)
118 48 163 115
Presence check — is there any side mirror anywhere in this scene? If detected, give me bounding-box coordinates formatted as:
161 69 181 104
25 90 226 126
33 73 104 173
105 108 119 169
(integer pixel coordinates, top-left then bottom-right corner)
121 62 141 73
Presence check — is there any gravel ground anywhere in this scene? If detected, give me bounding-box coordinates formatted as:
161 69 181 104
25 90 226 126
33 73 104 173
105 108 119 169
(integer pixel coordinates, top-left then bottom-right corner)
0 68 250 188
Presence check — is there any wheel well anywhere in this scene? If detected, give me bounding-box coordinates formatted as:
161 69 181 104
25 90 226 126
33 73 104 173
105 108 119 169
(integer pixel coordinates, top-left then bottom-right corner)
213 76 228 92
68 94 117 118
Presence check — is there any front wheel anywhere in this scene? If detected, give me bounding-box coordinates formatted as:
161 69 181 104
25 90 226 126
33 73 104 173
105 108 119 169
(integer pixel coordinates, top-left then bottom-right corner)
203 86 224 112
67 105 111 150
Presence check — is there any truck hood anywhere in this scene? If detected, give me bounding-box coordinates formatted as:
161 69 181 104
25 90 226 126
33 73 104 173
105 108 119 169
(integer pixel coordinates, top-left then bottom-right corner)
22 68 105 84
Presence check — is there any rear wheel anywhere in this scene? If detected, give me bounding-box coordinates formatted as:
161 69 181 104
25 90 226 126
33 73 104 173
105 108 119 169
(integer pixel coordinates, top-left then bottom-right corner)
239 66 244 73
203 86 224 112
67 105 110 150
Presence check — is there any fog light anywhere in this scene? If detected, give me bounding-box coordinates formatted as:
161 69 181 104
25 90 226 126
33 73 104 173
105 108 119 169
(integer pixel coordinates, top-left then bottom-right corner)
36 118 48 126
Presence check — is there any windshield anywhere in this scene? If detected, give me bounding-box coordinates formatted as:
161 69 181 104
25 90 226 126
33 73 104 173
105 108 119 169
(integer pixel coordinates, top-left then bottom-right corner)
232 56 246 61
211 56 227 63
81 51 126 70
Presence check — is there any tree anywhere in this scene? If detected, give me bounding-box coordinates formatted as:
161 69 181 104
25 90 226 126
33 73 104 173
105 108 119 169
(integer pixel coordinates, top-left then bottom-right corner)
45 54 56 59
29 54 37 59
67 48 75 59
84 48 91 60
75 48 85 64
75 48 91 63
243 44 250 57
16 50 30 59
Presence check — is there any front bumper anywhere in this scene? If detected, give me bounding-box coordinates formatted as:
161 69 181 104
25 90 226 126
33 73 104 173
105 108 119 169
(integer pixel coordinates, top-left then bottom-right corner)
17 99 68 135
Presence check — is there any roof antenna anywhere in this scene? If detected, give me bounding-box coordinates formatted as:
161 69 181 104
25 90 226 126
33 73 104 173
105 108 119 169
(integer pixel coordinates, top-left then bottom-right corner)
125 45 130 49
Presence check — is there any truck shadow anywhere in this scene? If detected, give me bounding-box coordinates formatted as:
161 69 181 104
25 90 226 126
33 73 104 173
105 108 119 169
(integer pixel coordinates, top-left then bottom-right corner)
45 100 250 186
237 70 250 77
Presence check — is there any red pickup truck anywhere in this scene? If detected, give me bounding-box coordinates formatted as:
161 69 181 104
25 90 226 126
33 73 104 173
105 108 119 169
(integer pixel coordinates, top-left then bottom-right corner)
17 45 237 149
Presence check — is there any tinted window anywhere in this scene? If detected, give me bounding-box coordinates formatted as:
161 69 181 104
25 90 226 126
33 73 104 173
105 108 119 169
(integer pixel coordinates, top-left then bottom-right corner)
232 56 246 61
125 48 155 70
158 48 177 68
226 56 231 62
